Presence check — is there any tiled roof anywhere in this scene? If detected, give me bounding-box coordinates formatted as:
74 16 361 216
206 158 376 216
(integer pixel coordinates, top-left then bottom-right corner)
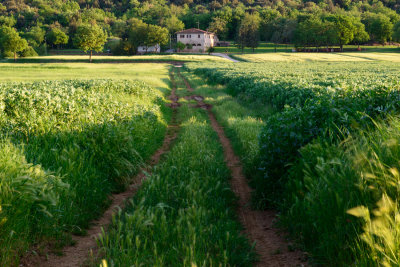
176 28 215 34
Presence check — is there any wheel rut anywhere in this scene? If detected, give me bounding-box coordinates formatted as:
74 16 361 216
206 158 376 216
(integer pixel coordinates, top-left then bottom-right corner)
23 70 181 267
177 70 307 267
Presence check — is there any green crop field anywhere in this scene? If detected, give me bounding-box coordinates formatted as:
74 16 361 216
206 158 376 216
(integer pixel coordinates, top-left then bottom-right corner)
0 78 169 265
3 53 400 266
184 58 400 266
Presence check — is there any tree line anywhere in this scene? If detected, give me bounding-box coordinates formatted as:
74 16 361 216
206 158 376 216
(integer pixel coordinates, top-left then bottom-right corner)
1 0 400 58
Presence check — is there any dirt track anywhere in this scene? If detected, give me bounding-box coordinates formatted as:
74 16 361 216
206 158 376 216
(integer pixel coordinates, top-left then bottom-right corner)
177 70 307 267
22 71 180 267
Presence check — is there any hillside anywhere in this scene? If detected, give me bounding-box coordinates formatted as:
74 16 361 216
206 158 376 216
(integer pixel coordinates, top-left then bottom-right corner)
0 0 400 56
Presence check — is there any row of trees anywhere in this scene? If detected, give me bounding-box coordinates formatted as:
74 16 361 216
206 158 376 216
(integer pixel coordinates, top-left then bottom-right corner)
0 23 107 62
236 11 400 51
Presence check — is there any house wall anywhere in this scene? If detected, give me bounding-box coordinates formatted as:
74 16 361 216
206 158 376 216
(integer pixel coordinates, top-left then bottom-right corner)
177 33 218 52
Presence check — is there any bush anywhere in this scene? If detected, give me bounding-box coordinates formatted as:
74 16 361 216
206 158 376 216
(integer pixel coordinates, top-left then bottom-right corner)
19 46 38 57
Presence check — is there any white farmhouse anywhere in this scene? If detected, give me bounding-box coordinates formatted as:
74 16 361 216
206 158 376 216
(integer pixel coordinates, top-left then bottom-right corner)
176 28 219 53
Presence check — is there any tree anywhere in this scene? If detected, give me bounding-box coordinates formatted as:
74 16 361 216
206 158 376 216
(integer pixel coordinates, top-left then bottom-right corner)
74 23 107 62
352 19 370 48
237 13 260 52
268 17 297 52
208 17 228 40
164 16 184 35
127 18 148 53
24 26 45 48
363 13 393 44
47 27 69 49
331 15 356 51
144 25 168 52
176 41 185 52
393 21 400 43
0 26 28 62
293 16 323 49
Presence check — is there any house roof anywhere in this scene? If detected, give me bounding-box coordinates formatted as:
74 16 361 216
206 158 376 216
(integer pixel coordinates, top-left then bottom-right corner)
176 28 215 35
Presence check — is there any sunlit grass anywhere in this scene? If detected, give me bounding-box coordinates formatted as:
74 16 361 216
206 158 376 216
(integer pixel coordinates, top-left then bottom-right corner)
235 52 400 62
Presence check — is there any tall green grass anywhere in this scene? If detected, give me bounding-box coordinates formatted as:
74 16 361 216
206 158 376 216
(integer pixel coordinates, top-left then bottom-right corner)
97 105 255 266
0 80 168 265
281 117 400 265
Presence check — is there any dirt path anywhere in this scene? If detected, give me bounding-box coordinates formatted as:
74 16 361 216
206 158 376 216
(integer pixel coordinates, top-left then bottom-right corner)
23 71 180 267
177 70 307 267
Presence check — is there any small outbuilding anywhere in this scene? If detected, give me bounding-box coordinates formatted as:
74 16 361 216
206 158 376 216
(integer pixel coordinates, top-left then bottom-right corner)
137 44 160 54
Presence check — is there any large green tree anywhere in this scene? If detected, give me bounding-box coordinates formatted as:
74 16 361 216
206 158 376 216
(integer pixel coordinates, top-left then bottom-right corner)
237 13 260 52
330 15 356 51
46 27 69 49
0 26 28 62
363 13 393 44
208 17 228 40
143 25 169 52
74 23 107 62
24 26 45 48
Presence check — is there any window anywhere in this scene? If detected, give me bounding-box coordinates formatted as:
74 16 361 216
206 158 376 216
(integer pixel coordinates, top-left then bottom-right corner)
187 34 191 38
180 35 184 38
198 34 200 38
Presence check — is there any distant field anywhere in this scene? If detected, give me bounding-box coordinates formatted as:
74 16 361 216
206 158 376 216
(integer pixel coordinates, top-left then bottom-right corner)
214 42 400 53
234 52 400 62
2 54 228 64
0 63 171 92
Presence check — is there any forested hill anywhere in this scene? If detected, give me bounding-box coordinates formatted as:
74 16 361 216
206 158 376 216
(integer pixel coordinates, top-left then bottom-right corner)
0 0 400 56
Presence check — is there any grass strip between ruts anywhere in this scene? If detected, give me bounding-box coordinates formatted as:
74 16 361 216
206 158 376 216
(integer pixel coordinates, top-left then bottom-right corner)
97 104 255 266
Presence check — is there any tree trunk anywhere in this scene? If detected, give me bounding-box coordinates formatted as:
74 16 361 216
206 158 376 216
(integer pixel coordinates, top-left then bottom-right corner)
274 43 277 53
340 44 343 52
14 52 16 63
90 50 92 63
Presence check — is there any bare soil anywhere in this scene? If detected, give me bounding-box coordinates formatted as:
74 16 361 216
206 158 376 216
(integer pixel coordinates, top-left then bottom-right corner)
22 71 180 267
177 70 307 267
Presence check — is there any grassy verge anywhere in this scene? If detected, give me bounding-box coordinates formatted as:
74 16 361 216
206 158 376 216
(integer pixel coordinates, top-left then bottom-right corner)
97 104 255 266
0 79 169 265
